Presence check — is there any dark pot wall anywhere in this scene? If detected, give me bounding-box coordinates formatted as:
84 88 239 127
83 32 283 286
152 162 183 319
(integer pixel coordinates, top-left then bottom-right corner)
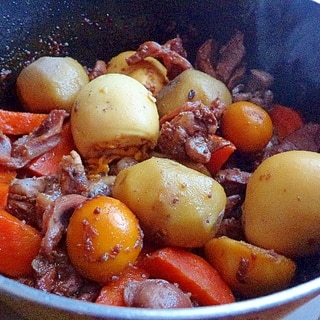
0 0 320 119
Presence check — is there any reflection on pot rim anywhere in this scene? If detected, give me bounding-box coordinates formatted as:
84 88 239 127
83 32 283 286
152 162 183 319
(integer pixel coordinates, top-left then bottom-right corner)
0 273 320 319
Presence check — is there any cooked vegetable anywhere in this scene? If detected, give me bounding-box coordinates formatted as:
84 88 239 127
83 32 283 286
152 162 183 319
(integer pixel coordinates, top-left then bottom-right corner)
156 69 232 118
113 157 226 247
3 31 318 308
140 247 235 306
0 209 41 277
106 50 168 95
205 136 236 174
204 236 296 298
16 56 89 113
26 121 75 176
242 150 320 257
96 265 149 306
0 109 47 135
268 104 305 140
66 196 143 283
71 74 159 160
221 101 273 153
0 168 16 208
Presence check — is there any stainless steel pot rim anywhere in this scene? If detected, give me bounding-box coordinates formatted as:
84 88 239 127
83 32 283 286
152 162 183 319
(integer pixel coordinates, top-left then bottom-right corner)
0 274 319 319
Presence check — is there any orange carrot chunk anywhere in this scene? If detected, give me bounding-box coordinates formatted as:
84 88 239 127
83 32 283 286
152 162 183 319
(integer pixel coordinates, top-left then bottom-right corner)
96 266 149 306
0 167 16 208
206 136 236 175
26 121 76 176
0 209 41 277
141 247 235 306
269 104 305 141
0 109 47 135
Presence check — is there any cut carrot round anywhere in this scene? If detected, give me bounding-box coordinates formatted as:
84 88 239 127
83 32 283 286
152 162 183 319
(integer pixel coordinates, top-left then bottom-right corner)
96 266 149 306
141 247 235 306
0 109 47 135
0 209 41 277
0 167 16 208
269 104 305 140
26 121 76 176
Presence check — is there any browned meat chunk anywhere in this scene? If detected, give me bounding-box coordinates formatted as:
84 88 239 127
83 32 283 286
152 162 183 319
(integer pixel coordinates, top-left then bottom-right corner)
259 123 320 164
32 248 100 301
215 30 246 87
124 279 192 308
40 194 87 256
0 109 68 169
215 168 251 196
88 60 107 80
195 31 246 89
158 100 231 164
7 175 60 229
232 69 274 109
126 37 193 79
57 151 89 196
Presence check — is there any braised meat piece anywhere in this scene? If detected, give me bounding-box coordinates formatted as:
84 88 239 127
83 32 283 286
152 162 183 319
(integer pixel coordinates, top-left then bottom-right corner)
215 168 251 196
32 248 100 301
7 176 60 229
158 100 232 164
216 217 245 241
232 69 274 110
0 109 68 169
7 151 115 228
195 31 246 89
259 123 320 165
88 60 107 80
215 30 246 88
124 279 193 309
126 37 193 79
196 33 274 109
57 151 89 196
40 194 87 256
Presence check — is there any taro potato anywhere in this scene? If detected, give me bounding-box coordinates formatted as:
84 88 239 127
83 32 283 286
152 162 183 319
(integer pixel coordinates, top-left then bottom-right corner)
156 69 232 118
204 236 296 298
71 74 159 159
17 56 89 113
106 50 168 95
112 157 226 248
242 150 320 257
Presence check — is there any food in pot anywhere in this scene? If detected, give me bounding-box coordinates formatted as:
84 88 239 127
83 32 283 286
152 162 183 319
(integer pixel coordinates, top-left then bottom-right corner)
221 101 273 153
71 73 159 160
242 150 320 258
0 31 319 308
156 69 232 118
105 50 168 96
16 56 89 113
66 196 143 283
204 236 296 298
113 157 226 248
123 279 193 308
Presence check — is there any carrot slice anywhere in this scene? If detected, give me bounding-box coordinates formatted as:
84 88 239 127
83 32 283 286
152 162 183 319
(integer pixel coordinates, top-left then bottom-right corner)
0 109 47 135
269 104 305 140
206 136 236 175
0 167 16 208
141 247 235 306
0 209 41 277
96 266 149 306
26 121 76 176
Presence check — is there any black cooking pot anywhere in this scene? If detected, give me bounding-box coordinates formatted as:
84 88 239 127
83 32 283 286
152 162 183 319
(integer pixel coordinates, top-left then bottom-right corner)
0 1 320 319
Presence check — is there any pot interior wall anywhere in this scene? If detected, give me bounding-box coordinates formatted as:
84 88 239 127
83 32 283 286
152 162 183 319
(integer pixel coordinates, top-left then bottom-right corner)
1 0 320 120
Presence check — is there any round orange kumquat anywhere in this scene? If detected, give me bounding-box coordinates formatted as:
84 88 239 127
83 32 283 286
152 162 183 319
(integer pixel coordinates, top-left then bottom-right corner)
66 196 143 284
221 101 273 153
